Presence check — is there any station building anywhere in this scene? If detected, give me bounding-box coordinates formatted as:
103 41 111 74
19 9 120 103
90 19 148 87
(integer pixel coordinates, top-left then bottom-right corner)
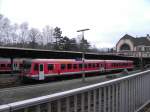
116 34 150 57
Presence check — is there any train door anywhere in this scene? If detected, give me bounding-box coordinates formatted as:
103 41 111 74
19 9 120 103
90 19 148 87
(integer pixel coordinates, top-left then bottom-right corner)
13 63 17 71
15 63 19 71
39 64 45 80
100 63 105 72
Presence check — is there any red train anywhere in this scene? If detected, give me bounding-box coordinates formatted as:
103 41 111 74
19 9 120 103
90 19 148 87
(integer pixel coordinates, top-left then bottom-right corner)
21 59 134 80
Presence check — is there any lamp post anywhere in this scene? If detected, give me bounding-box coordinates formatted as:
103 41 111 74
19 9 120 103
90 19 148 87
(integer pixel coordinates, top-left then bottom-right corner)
140 51 143 70
77 28 90 82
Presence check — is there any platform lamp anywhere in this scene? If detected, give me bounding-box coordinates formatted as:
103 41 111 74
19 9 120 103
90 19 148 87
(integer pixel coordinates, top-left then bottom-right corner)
77 28 90 82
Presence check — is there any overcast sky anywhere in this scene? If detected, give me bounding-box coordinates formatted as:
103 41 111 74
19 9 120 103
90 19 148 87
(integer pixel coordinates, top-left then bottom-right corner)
0 0 150 48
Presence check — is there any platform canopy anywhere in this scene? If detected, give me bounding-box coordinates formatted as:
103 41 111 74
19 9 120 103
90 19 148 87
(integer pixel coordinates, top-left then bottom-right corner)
0 47 137 61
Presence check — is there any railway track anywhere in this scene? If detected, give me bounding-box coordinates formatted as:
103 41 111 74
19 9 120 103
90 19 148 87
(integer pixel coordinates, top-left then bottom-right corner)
0 69 141 105
0 68 140 88
0 74 107 105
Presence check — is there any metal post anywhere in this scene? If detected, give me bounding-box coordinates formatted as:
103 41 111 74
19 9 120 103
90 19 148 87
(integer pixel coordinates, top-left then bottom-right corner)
140 51 143 70
82 32 85 82
10 57 14 76
77 28 90 82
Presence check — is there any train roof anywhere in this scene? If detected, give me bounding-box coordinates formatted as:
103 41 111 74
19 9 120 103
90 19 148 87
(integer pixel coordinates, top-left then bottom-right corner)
105 60 133 62
23 59 105 63
23 59 132 63
32 59 76 62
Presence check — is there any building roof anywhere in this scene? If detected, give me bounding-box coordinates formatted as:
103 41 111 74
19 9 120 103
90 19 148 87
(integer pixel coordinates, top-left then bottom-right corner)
121 34 150 46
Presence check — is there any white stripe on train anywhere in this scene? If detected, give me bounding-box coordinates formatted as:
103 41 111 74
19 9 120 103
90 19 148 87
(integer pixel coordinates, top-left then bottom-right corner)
25 67 132 80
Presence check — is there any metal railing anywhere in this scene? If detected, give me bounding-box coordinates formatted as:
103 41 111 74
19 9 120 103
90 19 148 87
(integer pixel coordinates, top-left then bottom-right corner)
0 70 150 112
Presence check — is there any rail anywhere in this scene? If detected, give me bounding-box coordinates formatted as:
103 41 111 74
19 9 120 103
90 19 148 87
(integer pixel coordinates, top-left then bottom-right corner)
0 70 150 112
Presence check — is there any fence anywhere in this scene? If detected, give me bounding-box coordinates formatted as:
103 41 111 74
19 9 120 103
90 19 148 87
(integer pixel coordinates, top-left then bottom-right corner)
0 70 150 112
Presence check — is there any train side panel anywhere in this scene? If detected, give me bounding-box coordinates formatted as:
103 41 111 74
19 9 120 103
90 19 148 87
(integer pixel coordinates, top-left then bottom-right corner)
21 59 134 80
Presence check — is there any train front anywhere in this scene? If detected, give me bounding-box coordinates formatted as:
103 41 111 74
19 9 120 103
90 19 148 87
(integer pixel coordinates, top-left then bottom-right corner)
20 60 33 79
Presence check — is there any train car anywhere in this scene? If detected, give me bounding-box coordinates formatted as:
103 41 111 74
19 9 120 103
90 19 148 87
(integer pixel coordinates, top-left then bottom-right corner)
0 59 23 73
21 59 134 80
105 60 133 72
21 59 105 80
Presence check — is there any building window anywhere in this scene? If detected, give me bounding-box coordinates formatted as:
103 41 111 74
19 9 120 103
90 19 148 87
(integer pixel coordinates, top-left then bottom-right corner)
120 44 130 50
145 47 150 52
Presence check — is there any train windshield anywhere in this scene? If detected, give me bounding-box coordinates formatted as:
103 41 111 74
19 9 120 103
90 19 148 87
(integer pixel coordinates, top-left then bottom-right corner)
23 61 31 70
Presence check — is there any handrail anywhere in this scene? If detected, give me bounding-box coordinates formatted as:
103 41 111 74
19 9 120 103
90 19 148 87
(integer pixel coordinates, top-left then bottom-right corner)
135 100 150 112
0 105 10 112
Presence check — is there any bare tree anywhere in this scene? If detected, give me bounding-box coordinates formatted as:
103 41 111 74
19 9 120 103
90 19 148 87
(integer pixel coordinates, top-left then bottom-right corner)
28 28 41 48
0 17 12 46
18 22 29 47
0 14 4 45
10 23 19 46
42 25 54 49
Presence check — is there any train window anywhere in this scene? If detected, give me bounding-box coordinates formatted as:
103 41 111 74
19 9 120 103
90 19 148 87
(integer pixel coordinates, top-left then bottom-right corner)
40 64 43 71
23 61 31 69
19 64 23 67
100 64 103 67
7 64 11 67
73 64 77 69
84 64 87 68
79 64 82 69
92 63 95 68
1 64 5 67
48 64 54 70
96 63 99 67
67 64 72 69
113 63 115 67
88 63 92 68
34 64 39 71
61 64 66 70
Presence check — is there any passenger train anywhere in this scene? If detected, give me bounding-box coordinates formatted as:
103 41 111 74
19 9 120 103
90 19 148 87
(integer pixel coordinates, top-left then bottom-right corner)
0 59 23 73
21 59 134 80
